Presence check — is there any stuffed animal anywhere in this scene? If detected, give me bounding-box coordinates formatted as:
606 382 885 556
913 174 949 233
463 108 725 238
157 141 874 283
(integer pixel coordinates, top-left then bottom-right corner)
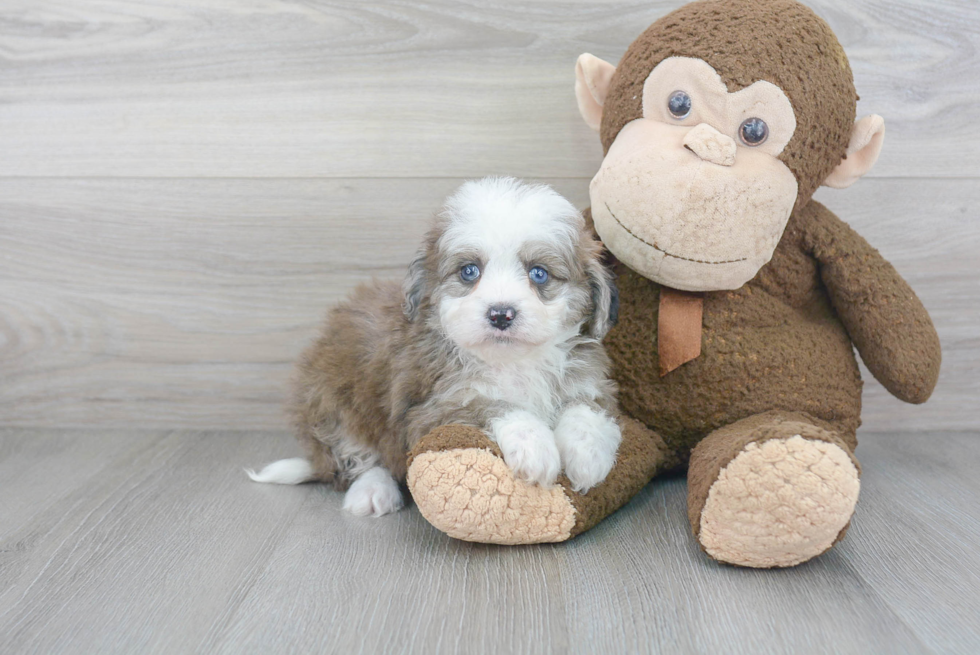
405 0 941 567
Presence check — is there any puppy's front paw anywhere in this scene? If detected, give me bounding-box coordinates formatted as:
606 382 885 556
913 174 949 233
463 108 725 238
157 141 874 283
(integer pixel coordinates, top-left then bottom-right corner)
490 411 561 487
555 405 622 494
343 467 404 517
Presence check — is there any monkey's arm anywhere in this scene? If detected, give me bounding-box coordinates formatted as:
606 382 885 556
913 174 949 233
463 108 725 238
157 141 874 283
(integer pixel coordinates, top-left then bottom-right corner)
803 202 941 404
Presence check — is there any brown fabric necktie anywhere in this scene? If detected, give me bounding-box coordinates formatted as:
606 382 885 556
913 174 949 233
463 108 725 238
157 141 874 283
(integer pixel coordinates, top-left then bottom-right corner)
658 287 704 376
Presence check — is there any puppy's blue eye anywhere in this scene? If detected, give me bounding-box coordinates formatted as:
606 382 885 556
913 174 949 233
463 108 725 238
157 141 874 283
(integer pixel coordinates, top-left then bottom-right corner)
460 264 481 282
528 266 549 285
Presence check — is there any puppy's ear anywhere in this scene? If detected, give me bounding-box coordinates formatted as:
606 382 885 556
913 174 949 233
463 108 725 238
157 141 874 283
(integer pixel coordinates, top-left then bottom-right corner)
402 247 428 322
586 250 618 339
403 228 441 322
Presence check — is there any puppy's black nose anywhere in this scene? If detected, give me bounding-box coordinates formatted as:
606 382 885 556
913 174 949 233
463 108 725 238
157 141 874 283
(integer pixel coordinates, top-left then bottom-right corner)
487 305 517 331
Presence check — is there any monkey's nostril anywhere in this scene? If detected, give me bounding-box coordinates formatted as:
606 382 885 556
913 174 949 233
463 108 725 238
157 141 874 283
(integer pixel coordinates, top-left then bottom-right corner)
487 305 517 331
682 124 737 167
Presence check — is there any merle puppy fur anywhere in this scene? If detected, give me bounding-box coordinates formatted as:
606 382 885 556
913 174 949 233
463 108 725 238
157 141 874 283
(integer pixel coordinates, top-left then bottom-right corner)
248 178 621 517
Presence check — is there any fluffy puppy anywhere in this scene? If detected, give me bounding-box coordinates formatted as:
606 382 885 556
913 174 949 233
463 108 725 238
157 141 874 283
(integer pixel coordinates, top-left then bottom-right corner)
248 177 621 517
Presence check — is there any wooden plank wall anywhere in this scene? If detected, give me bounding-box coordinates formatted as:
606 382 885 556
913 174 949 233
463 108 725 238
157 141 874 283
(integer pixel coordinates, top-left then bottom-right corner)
1 0 977 432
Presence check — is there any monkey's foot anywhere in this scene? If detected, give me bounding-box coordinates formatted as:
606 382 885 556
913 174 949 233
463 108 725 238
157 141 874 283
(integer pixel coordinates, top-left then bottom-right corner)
407 418 672 545
407 425 575 544
688 412 861 568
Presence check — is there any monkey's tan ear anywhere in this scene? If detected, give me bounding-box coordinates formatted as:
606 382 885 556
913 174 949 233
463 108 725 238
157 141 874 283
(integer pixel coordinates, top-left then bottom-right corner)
575 54 616 132
824 115 886 189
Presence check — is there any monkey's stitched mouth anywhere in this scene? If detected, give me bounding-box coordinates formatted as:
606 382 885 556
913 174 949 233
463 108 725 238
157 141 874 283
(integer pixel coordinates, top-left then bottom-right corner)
604 203 748 265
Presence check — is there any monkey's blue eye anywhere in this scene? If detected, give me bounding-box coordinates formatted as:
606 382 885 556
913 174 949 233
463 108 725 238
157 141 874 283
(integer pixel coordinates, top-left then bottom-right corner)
528 266 549 285
668 90 692 119
460 264 481 282
739 117 769 146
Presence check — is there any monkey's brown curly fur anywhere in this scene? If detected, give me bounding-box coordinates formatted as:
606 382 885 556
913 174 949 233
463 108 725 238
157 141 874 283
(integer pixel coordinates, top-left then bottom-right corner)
406 0 941 560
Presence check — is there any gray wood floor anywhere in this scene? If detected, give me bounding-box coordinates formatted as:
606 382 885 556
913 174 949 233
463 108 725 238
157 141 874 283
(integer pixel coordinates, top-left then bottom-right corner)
1 429 978 654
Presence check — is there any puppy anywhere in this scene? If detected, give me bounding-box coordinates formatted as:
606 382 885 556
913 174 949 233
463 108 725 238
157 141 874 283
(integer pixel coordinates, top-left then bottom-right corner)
248 177 621 517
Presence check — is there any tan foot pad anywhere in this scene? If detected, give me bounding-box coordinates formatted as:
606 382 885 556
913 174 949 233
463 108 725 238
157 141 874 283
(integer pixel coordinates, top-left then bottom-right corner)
407 448 576 545
699 436 860 568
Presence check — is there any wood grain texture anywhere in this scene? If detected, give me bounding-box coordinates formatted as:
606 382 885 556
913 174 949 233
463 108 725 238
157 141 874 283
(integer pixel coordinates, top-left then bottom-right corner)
2 429 978 654
1 177 975 431
845 434 980 653
0 1 977 431
0 0 977 178
0 177 583 429
0 429 311 654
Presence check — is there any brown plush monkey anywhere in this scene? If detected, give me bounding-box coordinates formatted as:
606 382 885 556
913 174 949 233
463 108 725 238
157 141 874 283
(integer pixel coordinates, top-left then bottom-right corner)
405 0 941 567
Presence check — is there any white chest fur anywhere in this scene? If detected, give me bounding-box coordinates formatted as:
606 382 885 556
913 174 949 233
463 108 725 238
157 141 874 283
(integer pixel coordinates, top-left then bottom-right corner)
457 340 597 426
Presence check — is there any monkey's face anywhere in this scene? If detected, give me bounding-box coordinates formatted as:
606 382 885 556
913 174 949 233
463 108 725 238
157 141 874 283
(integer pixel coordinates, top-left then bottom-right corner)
589 57 799 292
576 0 884 292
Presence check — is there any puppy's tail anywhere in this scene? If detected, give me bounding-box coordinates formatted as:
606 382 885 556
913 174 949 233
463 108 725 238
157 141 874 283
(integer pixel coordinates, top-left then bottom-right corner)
245 458 316 485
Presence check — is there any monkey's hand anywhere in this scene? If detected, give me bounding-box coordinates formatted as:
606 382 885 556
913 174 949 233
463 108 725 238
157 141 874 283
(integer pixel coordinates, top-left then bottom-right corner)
804 202 941 404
